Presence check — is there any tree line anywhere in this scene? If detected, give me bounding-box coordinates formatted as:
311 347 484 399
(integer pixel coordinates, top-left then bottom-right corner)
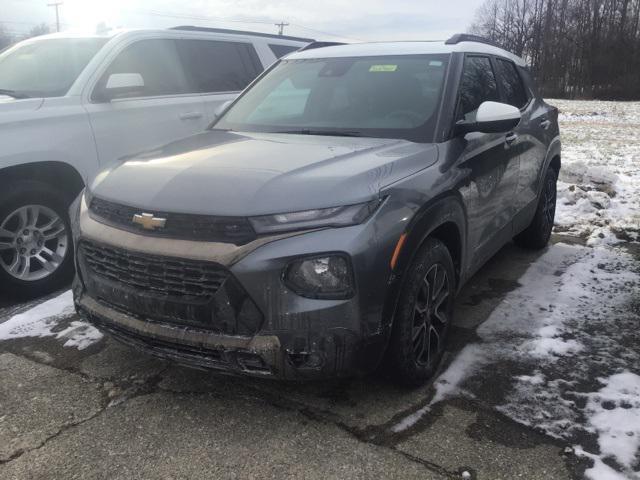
470 0 640 100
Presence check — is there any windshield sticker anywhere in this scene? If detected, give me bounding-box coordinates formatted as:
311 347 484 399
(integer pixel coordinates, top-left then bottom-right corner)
369 65 398 72
429 60 444 67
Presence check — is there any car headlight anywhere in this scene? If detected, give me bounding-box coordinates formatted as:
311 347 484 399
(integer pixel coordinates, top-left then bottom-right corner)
284 254 354 299
249 199 381 234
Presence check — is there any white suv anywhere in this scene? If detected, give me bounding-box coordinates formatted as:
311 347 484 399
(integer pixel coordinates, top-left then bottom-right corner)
0 26 310 296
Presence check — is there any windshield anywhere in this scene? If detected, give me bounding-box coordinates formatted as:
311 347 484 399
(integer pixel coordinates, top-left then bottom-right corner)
0 38 107 98
215 54 450 142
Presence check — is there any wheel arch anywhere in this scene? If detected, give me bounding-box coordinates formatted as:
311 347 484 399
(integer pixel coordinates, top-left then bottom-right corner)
0 162 85 202
380 194 467 341
393 195 466 285
539 137 561 195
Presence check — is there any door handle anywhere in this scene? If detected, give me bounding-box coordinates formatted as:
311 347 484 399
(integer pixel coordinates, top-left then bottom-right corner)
179 111 203 120
540 119 551 130
505 132 518 145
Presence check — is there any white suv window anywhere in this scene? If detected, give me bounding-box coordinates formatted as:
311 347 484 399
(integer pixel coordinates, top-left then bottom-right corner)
176 39 262 93
94 39 189 100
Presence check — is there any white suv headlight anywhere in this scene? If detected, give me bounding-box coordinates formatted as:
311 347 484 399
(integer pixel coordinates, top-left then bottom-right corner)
249 199 381 234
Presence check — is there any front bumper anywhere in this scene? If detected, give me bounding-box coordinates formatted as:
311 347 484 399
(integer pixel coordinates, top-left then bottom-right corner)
72 196 395 380
75 288 370 379
76 294 281 375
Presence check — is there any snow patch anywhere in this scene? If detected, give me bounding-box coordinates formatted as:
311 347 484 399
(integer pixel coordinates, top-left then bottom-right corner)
583 372 640 475
0 290 102 350
575 447 635 480
390 344 486 432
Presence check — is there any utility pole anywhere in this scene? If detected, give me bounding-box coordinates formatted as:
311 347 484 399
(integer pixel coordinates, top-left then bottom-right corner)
47 1 63 32
275 21 289 36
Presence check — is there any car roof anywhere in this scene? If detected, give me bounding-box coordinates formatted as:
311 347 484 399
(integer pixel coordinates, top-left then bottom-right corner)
288 41 526 66
19 27 311 44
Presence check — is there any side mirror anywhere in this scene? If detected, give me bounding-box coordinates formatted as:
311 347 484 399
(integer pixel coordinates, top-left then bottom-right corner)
456 101 521 135
213 100 233 119
102 73 145 101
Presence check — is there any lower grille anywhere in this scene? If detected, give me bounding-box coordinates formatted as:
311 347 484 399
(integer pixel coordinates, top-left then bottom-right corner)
78 240 263 336
80 241 227 298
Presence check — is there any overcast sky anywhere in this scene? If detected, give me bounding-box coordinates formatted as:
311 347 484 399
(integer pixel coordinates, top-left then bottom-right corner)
1 0 485 42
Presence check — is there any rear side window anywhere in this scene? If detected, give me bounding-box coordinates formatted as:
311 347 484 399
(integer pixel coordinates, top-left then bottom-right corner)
458 55 500 119
495 58 529 109
269 44 300 58
177 39 262 93
97 39 189 99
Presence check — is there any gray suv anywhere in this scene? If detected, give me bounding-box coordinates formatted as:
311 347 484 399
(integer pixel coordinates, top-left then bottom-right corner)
72 34 560 385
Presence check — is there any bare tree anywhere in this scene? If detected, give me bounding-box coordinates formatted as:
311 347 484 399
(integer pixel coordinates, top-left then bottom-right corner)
470 0 640 100
27 23 51 39
0 25 14 51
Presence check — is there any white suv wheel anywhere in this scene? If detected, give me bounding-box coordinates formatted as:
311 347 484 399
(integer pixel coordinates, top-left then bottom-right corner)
0 204 69 281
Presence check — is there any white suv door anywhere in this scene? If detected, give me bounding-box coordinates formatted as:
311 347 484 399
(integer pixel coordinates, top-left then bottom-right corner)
84 38 211 167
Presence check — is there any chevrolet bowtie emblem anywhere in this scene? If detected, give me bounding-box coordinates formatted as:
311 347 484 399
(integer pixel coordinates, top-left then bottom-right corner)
132 213 166 230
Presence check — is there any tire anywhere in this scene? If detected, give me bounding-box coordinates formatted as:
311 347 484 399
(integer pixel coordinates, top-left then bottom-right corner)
386 238 456 387
514 168 558 250
0 180 75 299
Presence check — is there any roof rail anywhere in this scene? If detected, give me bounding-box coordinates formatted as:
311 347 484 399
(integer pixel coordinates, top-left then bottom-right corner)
297 41 345 52
445 33 502 49
170 25 314 43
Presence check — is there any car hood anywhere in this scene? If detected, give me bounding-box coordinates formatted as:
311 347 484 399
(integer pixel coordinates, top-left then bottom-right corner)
91 130 438 216
0 96 44 112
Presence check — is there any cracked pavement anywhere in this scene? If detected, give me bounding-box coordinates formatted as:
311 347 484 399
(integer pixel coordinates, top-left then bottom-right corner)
0 240 610 479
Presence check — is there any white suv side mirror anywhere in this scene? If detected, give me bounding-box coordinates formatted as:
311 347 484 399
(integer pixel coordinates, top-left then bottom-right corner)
456 101 521 135
103 73 145 101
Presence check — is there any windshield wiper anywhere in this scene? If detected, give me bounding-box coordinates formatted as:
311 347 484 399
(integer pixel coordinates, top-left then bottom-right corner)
0 88 30 99
276 129 366 137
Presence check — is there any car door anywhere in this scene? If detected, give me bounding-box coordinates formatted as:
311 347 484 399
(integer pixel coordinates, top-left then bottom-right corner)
84 38 210 167
175 38 264 123
493 57 546 218
454 55 521 271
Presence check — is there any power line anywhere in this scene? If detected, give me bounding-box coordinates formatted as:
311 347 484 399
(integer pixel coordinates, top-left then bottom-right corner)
288 23 364 41
133 8 361 41
139 9 274 25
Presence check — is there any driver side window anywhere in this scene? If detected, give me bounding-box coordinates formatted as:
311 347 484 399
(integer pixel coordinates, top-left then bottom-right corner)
93 39 189 101
458 56 500 120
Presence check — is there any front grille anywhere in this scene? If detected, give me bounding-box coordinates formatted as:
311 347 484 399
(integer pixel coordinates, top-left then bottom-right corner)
81 241 227 298
90 197 257 245
78 241 263 335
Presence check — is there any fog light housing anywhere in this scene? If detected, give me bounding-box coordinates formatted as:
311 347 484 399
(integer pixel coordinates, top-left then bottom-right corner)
284 254 354 299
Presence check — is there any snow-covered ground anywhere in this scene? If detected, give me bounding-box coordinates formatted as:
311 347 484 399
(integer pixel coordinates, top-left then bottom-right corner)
551 99 640 245
0 290 102 349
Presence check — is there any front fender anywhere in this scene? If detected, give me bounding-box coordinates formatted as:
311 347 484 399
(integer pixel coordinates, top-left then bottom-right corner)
379 195 467 348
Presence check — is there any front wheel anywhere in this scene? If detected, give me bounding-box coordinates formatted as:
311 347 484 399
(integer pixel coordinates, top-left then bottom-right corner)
514 168 558 250
385 238 456 387
0 181 75 298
